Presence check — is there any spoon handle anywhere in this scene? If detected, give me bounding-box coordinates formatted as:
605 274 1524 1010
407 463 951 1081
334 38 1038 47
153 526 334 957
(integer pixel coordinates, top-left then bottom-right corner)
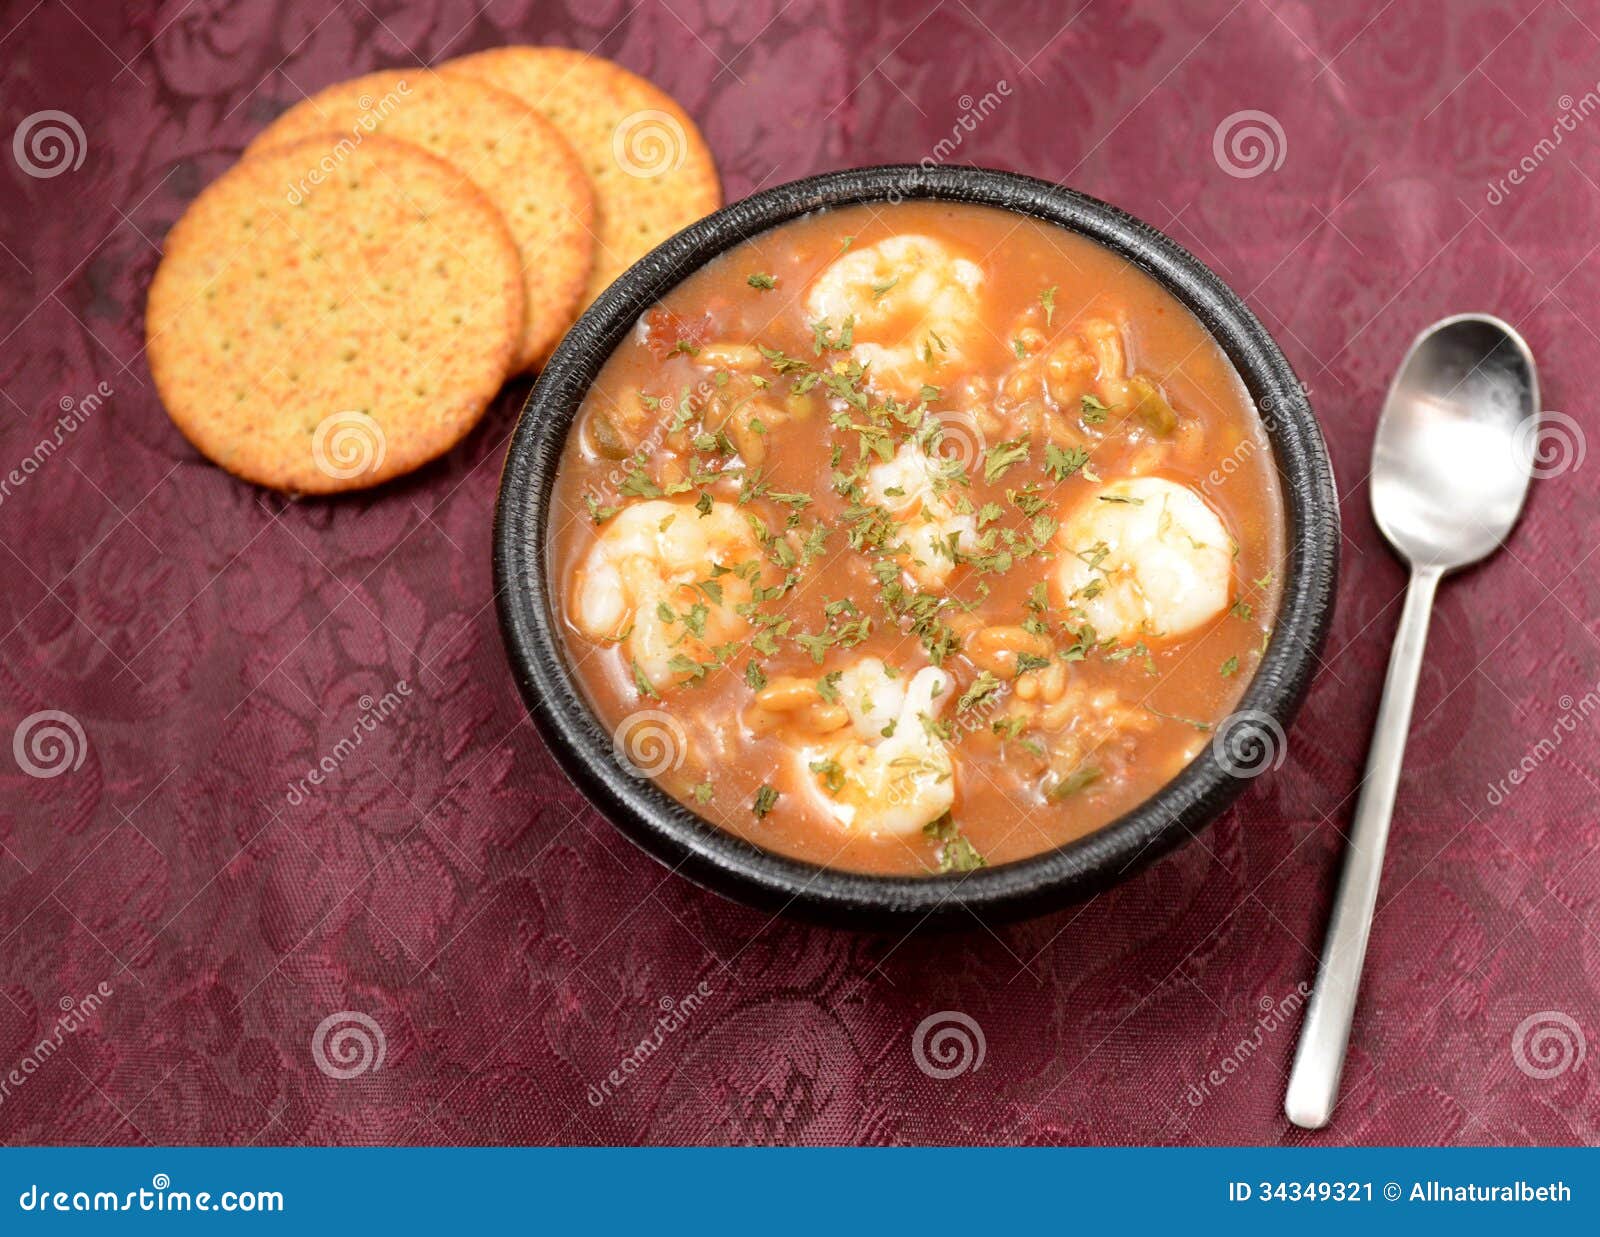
1284 564 1442 1129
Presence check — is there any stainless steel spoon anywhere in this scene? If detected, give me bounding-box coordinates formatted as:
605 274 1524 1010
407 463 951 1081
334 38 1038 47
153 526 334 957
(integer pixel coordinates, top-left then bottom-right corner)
1284 313 1540 1130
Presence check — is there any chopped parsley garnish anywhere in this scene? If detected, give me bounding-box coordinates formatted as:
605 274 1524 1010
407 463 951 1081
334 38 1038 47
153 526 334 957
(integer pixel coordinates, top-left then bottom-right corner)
983 436 1030 483
809 757 845 793
1145 705 1213 732
619 465 663 499
752 785 780 817
923 814 986 873
811 315 855 354
958 671 1003 712
747 272 777 289
1046 766 1101 801
939 836 985 873
1040 285 1057 326
667 653 709 681
992 715 1027 741
1013 651 1051 677
1044 443 1090 482
681 602 709 638
1060 622 1099 661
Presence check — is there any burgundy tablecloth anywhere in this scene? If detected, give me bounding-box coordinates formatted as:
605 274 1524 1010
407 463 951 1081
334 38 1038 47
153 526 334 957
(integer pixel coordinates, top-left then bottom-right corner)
2 0 1597 1146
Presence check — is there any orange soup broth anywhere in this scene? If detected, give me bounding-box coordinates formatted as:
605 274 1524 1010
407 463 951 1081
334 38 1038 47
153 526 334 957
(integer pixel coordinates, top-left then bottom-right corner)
549 201 1284 876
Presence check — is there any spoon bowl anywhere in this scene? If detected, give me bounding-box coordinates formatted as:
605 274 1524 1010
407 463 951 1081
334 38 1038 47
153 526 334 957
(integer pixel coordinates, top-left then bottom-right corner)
1371 314 1540 569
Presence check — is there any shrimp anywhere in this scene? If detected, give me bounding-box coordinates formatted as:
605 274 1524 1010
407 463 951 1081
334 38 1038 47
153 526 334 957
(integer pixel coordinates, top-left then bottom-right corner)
794 658 957 836
1054 477 1233 643
804 235 983 399
864 441 977 588
572 499 769 690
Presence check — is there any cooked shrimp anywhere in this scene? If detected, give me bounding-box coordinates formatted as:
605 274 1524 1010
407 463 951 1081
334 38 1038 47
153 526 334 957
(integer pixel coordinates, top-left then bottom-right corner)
864 441 977 588
573 499 768 690
794 659 956 836
804 235 983 398
1054 477 1233 642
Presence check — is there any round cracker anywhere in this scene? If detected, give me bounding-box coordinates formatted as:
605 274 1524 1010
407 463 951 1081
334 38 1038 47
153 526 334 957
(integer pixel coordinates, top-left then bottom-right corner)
247 69 593 371
146 134 523 494
443 46 721 310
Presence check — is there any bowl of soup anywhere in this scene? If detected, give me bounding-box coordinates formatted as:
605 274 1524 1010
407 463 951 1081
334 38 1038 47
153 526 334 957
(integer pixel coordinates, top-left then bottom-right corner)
495 165 1338 927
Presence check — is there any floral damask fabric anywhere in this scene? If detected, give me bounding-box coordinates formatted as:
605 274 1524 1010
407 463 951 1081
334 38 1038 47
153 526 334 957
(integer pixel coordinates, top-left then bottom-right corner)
1 0 1597 1145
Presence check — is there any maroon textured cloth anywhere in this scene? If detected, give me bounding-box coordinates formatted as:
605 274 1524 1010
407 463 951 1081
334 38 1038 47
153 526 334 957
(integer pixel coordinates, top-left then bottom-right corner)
2 0 1597 1146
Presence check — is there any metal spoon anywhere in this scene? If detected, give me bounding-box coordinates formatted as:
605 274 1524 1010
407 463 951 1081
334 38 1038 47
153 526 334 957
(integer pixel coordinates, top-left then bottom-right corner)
1284 314 1540 1130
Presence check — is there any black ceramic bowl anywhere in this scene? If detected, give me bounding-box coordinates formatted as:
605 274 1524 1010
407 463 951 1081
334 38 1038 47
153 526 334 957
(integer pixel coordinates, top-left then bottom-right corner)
494 165 1338 929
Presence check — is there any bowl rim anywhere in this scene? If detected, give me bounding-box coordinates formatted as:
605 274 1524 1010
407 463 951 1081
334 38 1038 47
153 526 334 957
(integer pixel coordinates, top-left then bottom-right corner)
494 164 1339 929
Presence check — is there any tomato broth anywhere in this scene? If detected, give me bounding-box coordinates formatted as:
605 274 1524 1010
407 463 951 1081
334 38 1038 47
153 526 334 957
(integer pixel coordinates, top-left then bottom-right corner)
548 200 1284 876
